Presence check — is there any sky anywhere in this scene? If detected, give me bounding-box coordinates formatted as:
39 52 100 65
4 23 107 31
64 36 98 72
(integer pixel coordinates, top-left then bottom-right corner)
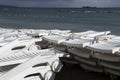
0 0 120 8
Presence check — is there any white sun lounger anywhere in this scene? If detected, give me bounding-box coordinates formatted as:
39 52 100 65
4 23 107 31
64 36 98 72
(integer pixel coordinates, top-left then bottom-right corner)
62 39 93 48
43 35 69 44
86 42 120 54
0 48 69 67
72 30 110 39
0 55 63 80
61 30 111 47
43 30 110 45
0 37 42 55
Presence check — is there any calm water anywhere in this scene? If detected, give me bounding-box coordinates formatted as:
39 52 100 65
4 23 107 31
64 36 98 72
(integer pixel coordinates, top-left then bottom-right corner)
0 7 120 35
0 7 120 80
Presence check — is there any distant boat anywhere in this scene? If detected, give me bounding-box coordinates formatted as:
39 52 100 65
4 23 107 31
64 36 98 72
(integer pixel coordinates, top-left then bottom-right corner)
82 6 97 9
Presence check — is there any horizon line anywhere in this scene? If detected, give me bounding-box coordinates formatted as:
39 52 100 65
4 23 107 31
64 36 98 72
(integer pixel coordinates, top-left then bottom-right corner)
0 4 120 9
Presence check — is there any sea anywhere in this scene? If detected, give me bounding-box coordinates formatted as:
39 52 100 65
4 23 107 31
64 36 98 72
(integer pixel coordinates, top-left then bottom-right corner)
0 7 120 35
0 6 120 80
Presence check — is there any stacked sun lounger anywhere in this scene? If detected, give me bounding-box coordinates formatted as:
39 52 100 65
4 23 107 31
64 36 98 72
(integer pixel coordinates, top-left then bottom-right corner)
85 35 120 76
1 28 120 79
0 28 70 80
0 47 69 79
42 30 120 77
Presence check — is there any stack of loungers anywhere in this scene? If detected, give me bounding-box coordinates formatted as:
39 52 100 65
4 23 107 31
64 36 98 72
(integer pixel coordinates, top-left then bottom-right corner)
0 29 70 80
42 30 120 76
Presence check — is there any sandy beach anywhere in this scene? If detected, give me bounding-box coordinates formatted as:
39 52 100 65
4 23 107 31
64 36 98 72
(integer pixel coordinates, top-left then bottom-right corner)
55 64 120 80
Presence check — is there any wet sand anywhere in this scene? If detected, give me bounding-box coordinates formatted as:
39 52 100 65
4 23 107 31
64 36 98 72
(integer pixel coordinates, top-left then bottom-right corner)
55 64 120 80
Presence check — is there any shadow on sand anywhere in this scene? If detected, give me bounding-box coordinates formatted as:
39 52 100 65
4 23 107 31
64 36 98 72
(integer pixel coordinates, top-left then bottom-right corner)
55 64 120 80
